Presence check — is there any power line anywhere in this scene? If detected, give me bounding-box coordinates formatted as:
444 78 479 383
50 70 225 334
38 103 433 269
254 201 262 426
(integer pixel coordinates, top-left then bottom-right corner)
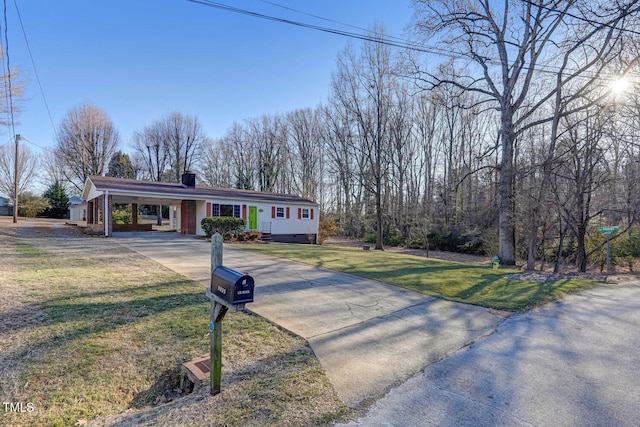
21 136 53 153
186 0 453 57
257 0 411 45
12 0 57 137
187 1 640 84
1 0 15 138
1 0 17 223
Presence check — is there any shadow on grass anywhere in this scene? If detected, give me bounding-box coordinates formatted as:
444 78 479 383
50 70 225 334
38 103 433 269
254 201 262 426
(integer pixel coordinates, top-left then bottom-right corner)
1 280 209 370
129 365 184 409
358 264 492 280
446 274 601 311
0 280 205 333
123 344 346 426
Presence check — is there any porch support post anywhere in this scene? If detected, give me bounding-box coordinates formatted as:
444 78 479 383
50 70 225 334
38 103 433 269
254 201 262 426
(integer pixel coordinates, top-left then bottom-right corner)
104 191 112 237
132 203 138 226
87 200 94 224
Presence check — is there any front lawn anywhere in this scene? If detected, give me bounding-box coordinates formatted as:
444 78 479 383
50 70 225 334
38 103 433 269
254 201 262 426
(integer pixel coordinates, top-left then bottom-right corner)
0 229 345 427
240 244 600 311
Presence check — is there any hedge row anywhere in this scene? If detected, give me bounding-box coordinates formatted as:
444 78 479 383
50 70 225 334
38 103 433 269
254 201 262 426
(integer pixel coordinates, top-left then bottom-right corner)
201 217 246 238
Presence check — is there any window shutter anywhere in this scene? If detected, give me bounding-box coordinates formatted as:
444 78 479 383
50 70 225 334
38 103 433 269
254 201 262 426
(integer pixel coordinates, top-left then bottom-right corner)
272 206 276 218
298 208 302 219
242 204 247 220
311 208 314 220
206 202 211 217
286 207 290 219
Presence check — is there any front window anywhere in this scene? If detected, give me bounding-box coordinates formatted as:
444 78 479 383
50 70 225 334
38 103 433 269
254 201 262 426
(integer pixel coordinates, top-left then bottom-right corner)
276 207 285 218
302 208 309 219
220 204 234 217
212 203 240 218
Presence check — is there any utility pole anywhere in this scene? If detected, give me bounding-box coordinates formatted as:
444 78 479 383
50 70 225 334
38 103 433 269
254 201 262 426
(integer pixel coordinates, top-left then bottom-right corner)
13 134 20 223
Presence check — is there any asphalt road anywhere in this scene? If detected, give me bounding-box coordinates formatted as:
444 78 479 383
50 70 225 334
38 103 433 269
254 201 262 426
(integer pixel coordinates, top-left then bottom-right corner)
337 280 640 426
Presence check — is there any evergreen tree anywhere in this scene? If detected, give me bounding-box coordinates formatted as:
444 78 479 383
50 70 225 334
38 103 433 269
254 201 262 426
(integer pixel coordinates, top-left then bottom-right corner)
106 151 136 179
43 181 70 218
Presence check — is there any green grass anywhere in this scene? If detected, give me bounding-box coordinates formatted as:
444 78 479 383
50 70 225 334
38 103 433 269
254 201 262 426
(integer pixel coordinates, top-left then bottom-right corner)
241 244 600 311
0 235 345 427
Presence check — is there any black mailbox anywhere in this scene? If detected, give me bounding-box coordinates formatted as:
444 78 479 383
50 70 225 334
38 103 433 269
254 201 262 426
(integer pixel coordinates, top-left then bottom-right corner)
211 266 254 305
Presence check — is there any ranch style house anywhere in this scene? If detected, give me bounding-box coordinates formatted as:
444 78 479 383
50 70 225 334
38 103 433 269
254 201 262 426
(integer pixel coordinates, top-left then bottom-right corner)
81 173 319 243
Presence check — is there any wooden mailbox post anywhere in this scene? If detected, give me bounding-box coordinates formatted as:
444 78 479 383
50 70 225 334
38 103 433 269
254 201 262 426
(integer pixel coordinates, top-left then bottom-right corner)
206 233 254 396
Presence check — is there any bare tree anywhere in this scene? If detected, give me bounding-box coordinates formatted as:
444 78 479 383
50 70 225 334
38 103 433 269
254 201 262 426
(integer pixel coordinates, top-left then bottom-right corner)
412 0 640 264
286 107 324 201
0 143 38 200
331 28 395 250
225 122 256 190
198 137 234 188
412 0 573 264
54 103 119 191
615 66 640 227
132 120 169 226
40 151 75 195
247 115 286 193
519 3 640 270
133 121 170 182
412 92 441 222
162 112 207 182
552 110 610 272
132 112 206 183
323 102 365 237
0 48 25 128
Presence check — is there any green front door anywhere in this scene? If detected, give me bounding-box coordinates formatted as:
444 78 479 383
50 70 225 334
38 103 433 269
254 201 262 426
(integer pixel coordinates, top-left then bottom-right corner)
248 206 257 230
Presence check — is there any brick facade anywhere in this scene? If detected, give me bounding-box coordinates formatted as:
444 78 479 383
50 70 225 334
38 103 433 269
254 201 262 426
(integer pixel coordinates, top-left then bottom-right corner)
87 200 94 224
181 200 197 235
132 203 138 226
84 195 112 236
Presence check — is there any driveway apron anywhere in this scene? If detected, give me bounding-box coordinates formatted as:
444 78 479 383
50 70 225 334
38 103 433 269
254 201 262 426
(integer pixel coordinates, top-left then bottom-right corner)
338 281 640 426
115 233 506 408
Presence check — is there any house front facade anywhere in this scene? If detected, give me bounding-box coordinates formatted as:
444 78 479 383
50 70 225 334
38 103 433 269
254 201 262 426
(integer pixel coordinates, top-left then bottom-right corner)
201 199 317 243
81 173 319 243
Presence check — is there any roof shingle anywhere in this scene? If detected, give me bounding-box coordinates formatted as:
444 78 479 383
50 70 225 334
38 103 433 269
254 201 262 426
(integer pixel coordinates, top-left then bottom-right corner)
88 176 317 205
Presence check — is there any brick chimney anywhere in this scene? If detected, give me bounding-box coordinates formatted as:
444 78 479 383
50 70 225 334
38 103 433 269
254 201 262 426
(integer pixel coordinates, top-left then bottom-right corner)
182 171 196 188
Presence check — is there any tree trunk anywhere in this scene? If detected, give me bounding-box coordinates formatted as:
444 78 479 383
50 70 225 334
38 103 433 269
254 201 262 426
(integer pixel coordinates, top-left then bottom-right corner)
498 112 516 266
526 227 537 271
576 223 588 273
554 219 565 274
375 187 384 250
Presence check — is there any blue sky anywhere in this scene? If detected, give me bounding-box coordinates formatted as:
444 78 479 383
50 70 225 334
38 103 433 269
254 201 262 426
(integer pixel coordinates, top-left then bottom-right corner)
4 0 414 154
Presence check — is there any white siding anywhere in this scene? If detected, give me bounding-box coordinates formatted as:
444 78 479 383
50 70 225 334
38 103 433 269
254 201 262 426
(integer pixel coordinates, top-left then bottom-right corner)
196 198 319 239
69 203 86 221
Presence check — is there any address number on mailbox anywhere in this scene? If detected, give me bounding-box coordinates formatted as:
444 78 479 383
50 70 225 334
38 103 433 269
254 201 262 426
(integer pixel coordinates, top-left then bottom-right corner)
211 266 254 305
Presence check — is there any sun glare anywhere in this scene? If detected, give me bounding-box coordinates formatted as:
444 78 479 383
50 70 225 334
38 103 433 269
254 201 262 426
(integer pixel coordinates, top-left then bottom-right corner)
609 77 631 94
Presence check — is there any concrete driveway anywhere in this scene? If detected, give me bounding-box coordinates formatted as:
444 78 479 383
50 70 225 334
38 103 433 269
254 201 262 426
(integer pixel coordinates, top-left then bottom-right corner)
115 232 507 408
116 233 640 426
338 280 640 426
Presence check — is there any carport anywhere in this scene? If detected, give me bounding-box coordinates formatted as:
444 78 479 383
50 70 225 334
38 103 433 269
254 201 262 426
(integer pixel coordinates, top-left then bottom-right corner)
81 173 201 237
